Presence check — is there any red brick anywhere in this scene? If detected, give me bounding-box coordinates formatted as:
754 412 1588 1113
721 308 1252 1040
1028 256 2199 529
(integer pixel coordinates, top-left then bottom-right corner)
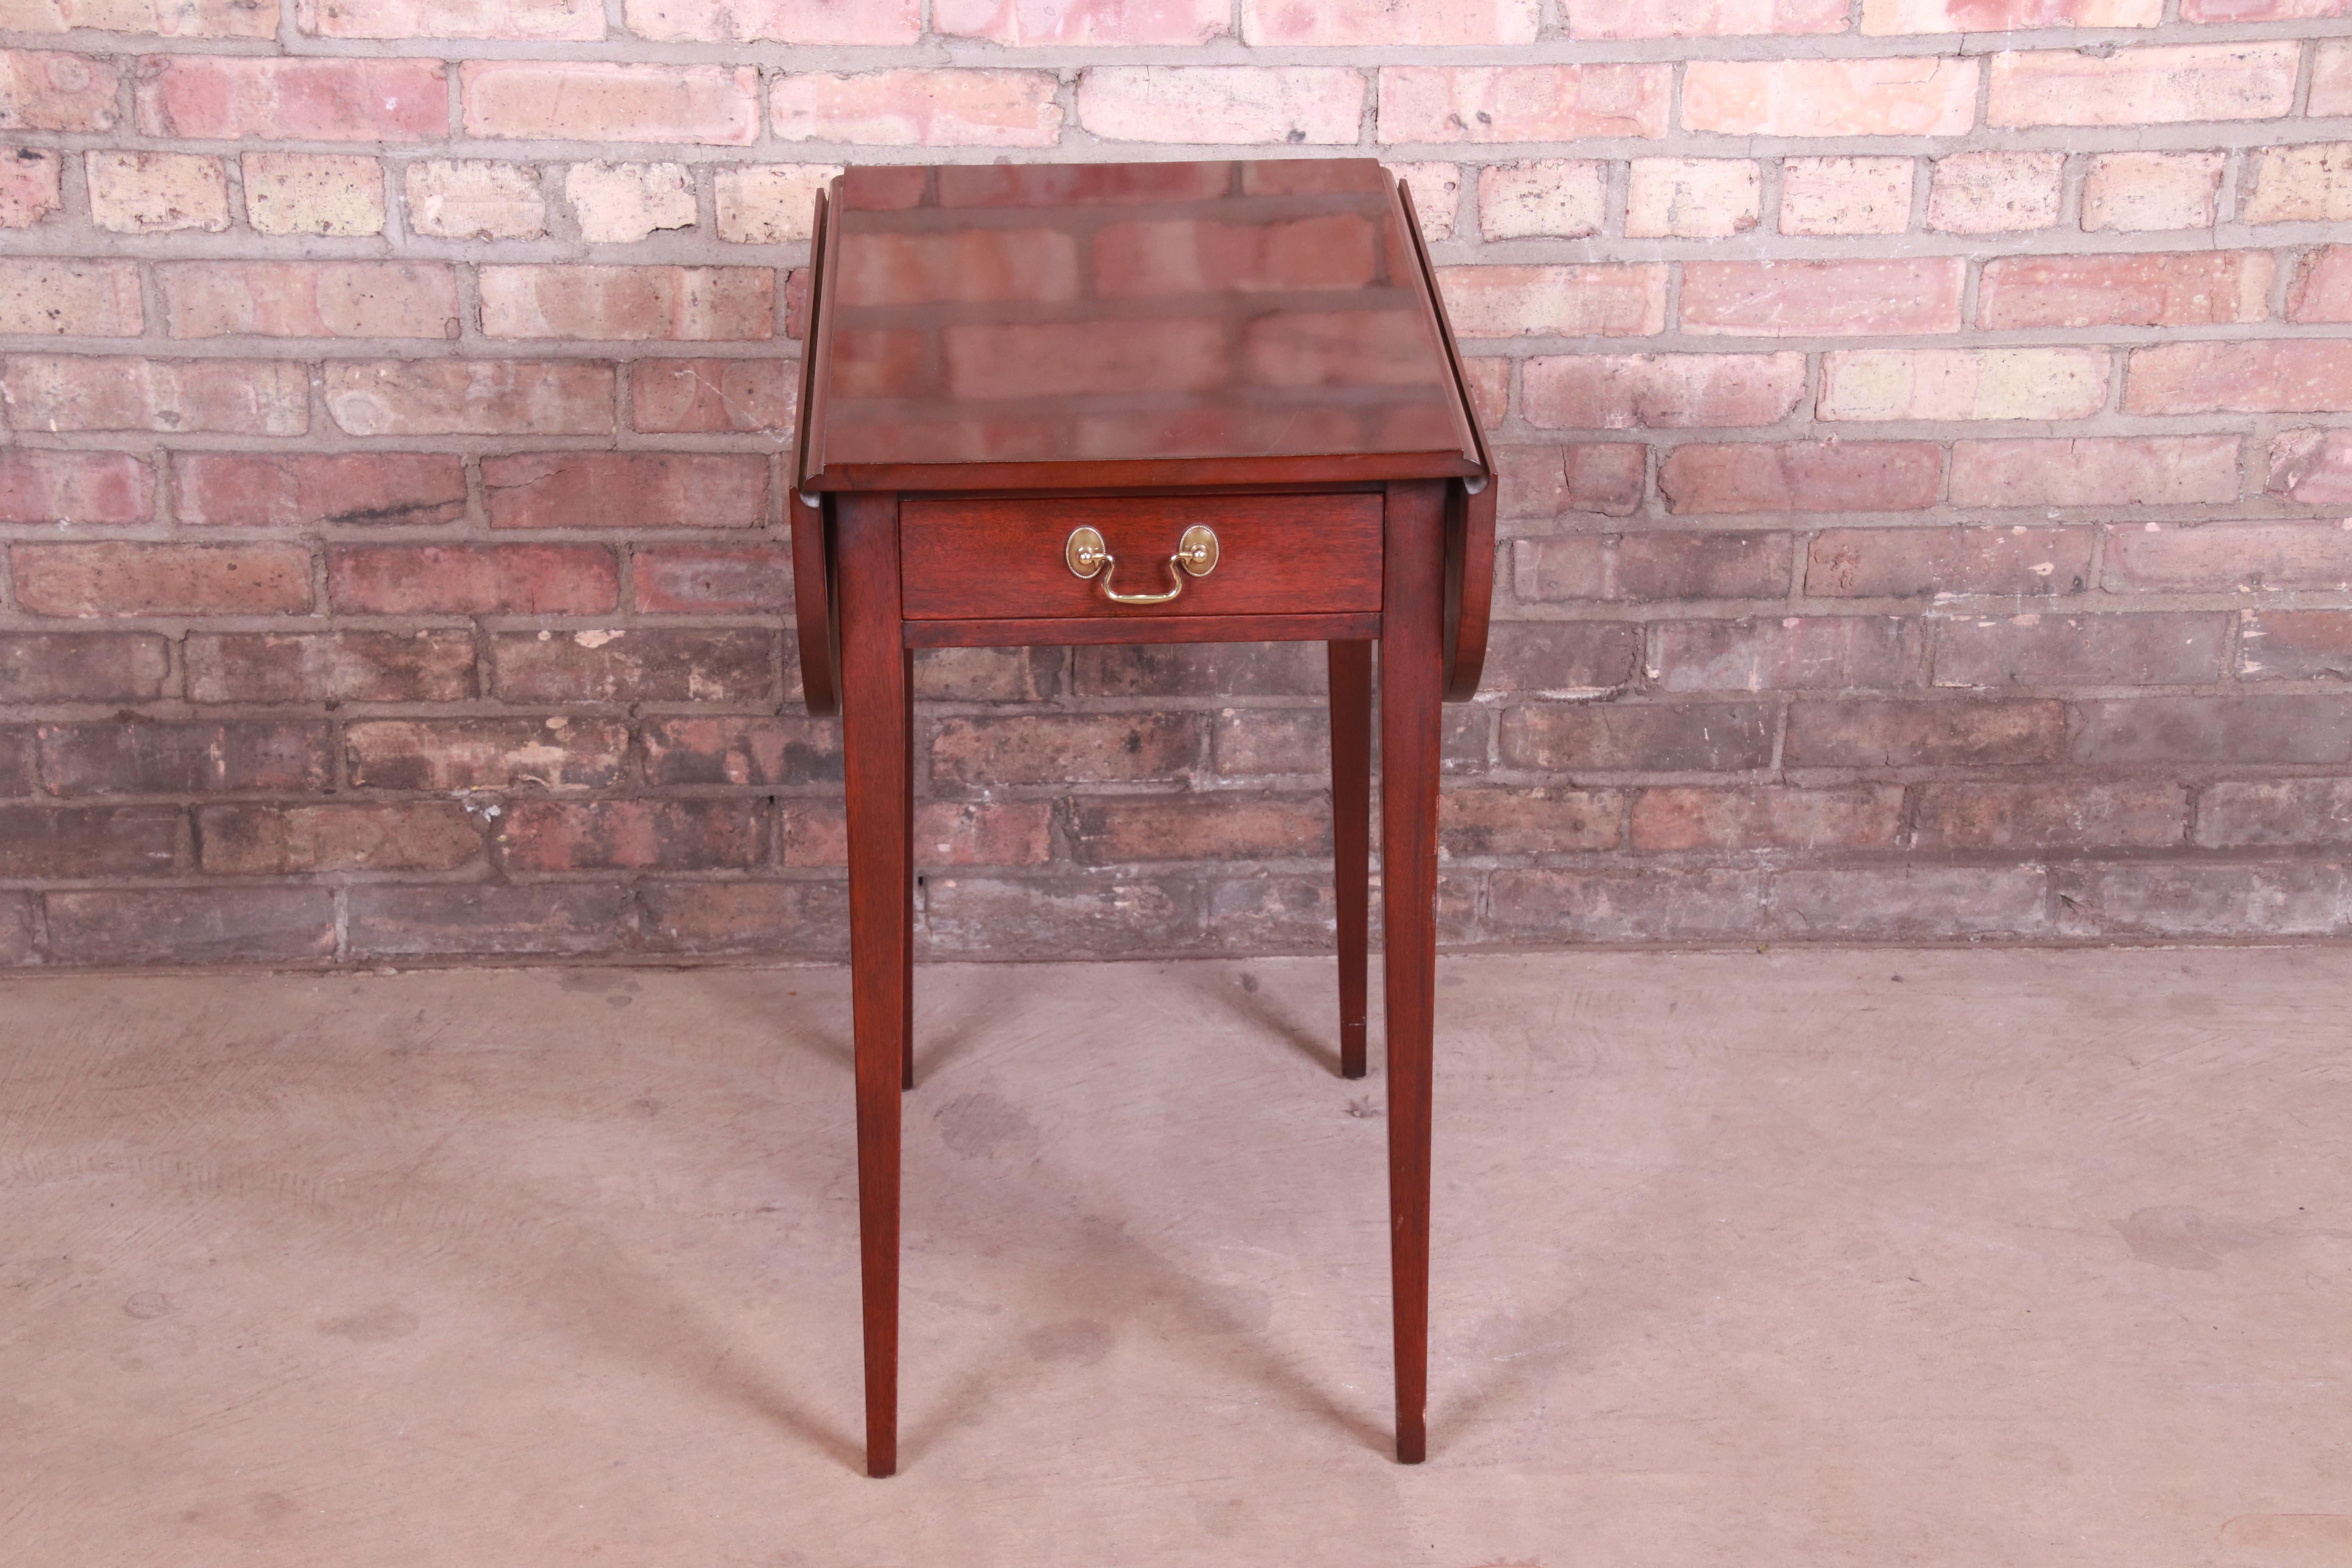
347 884 632 958
1681 259 1965 336
501 798 764 872
1517 531 1792 603
1933 611 2227 688
1977 251 2272 330
1072 642 1323 698
0 806 180 878
326 545 616 616
921 875 1203 958
932 713 1198 786
2266 430 2352 506
0 728 30 797
1461 356 1508 428
1630 785 1900 851
1660 441 1940 515
2072 696 2352 764
628 545 787 614
2125 341 2352 416
1777 156 1912 235
781 69 1063 146
1806 525 2094 599
913 647 1059 702
1377 64 1670 142
1818 348 2108 423
481 452 765 531
1208 709 1323 778
1948 437 2240 508
137 56 446 141
1496 444 1645 519
325 361 615 436
1499 701 1776 771
480 266 774 343
637 880 847 958
198 802 481 874
1915 781 2181 851
1987 43 2298 127
158 260 457 339
1 50 123 132
299 0 603 38
642 715 839 786
0 259 141 336
1072 795 1330 864
1439 786 1620 857
1651 616 1923 692
1682 57 1977 136
11 542 311 617
1244 0 1534 43
1775 866 2049 940
2066 861 2352 938
1488 867 1768 942
1926 151 2062 235
345 717 626 791
1784 699 2064 767
1 355 307 434
2104 519 2352 594
915 800 1053 866
185 631 474 704
38 720 331 795
462 62 758 145
1086 69 1367 146
1437 265 1667 339
2237 612 2352 682
938 0 1222 43
2242 142 2352 225
1523 352 1802 431
1479 622 1644 695
2314 41 2352 116
172 452 465 528
1572 0 1847 36
629 359 795 434
1623 158 1760 239
2080 151 2224 233
494 628 774 705
1863 0 2160 29
2288 247 2352 324
44 888 334 964
2 145 62 226
628 0 913 38
0 632 169 703
2195 779 2352 849
0 450 151 524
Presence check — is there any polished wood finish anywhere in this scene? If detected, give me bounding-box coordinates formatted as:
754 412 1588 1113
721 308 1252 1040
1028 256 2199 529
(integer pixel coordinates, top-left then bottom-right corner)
901 611 1379 649
900 493 1383 622
1328 639 1372 1082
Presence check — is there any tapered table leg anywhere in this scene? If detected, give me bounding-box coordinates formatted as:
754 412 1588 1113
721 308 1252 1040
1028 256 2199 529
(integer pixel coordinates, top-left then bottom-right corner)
1328 640 1373 1081
837 493 910 1479
902 656 916 1093
1379 480 1445 1466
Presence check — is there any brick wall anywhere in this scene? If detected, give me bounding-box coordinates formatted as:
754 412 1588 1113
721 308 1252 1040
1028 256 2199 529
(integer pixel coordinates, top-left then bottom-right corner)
4 1 2351 967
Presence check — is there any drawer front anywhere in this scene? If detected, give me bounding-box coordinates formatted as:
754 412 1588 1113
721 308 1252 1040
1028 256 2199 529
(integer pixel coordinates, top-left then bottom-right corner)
900 493 1383 621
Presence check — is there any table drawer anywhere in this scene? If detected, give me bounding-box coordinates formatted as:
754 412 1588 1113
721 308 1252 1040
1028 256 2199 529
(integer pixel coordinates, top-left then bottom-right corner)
900 493 1383 621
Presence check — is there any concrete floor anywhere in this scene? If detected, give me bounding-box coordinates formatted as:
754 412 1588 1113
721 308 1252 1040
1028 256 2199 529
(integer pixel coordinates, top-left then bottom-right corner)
1 948 2348 1568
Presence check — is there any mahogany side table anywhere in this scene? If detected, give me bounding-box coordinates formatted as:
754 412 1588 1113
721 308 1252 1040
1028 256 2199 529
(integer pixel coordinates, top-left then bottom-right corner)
788 158 1496 1475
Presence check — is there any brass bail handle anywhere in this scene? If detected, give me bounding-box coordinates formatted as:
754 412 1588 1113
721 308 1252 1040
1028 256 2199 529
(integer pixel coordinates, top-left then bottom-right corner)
1065 524 1219 604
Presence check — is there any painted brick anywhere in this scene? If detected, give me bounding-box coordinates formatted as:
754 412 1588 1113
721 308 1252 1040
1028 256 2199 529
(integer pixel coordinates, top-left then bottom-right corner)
325 360 615 436
2239 612 2352 682
11 543 311 616
299 0 602 38
1495 445 1646 519
0 450 152 525
1477 160 1607 240
501 799 765 872
85 151 227 233
2195 779 2352 849
629 359 795 434
2266 430 2352 506
2104 520 2352 594
633 545 788 613
1480 622 1644 694
628 0 916 41
1630 785 1901 851
2125 341 2352 416
0 355 307 434
931 713 1198 785
347 884 631 958
1439 787 1621 857
174 453 464 529
1523 353 1804 431
1570 0 1847 36
198 802 479 874
940 0 1223 43
714 163 837 244
1807 525 2094 599
38 720 331 795
1073 795 1331 864
405 159 546 241
242 152 382 236
1986 44 2298 128
1499 701 1777 771
1787 698 2065 768
137 56 445 141
345 717 627 791
1976 252 2272 330
0 260 140 337
159 260 455 339
1778 156 1912 235
564 162 693 244
2071 696 2352 764
1915 781 2182 851
184 630 475 703
1659 441 1941 514
2 145 62 226
778 70 1064 147
4 0 275 34
1516 531 1792 603
1775 866 2049 940
1927 151 2062 235
482 452 765 530
493 628 775 705
2288 247 2352 324
1681 259 1965 336
0 633 169 702
462 62 759 145
327 544 617 615
45 888 335 964
0 806 180 879
638 881 847 959
1 50 124 132
2081 152 2223 232
1818 348 2108 423
1935 611 2226 688
1377 64 1670 143
1948 437 2241 508
480 266 773 342
1626 158 1760 238
1863 0 2158 28
1435 265 1667 338
1682 58 1977 137
2243 143 2352 225
1488 867 1768 942
642 716 839 786
1650 615 1921 692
